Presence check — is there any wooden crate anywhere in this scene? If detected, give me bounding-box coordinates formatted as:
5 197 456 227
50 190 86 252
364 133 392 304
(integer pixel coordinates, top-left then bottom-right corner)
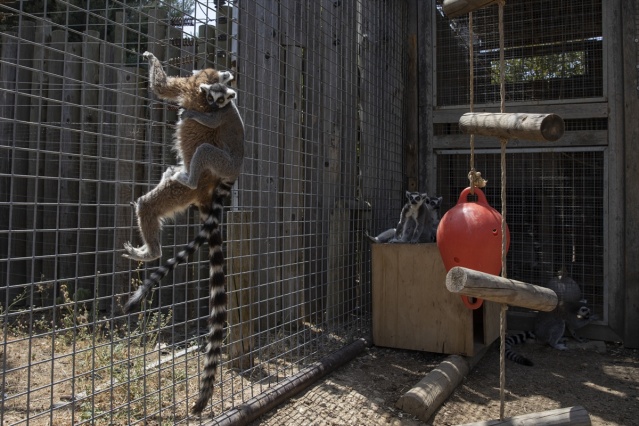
371 243 500 356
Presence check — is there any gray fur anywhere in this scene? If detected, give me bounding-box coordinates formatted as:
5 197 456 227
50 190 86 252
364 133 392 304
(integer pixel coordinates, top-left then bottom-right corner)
534 300 595 350
417 196 442 243
173 83 244 190
394 191 429 242
366 192 443 244
542 274 597 344
122 52 245 416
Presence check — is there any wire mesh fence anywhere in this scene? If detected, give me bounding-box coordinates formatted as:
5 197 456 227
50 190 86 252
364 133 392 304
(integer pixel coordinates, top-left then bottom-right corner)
433 0 607 322
436 149 606 320
436 0 604 107
0 0 407 424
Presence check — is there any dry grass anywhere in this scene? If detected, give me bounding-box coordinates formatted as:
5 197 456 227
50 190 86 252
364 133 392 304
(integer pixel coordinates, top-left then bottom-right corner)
1 283 365 425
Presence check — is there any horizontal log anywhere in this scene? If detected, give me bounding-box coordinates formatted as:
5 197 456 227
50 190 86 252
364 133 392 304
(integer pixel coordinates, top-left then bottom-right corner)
446 267 558 311
442 0 501 18
396 355 470 422
457 406 591 426
207 338 369 426
396 346 491 423
458 112 565 142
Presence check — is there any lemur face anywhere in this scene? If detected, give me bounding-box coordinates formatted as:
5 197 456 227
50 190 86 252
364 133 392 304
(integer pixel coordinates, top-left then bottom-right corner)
576 305 591 320
405 191 429 206
200 83 236 109
427 196 443 210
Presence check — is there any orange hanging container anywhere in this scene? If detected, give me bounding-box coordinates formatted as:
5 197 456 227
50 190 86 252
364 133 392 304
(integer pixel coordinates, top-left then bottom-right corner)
437 187 510 308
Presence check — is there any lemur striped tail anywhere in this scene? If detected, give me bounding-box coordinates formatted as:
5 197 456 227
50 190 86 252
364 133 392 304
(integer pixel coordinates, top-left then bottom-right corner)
122 212 218 314
504 331 536 366
191 180 233 415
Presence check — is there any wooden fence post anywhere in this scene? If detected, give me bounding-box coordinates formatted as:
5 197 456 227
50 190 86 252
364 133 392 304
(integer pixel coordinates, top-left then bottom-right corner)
79 30 101 299
58 40 83 290
227 210 255 370
0 30 18 301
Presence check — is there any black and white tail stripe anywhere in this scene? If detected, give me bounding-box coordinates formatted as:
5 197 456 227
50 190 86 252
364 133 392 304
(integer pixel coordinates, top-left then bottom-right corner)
191 180 233 415
122 210 218 314
504 331 535 366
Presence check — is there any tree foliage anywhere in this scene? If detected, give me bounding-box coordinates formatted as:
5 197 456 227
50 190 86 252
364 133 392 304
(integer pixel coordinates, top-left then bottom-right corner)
2 0 196 41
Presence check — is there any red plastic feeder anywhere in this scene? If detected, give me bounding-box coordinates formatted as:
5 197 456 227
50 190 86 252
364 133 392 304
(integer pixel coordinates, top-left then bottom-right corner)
437 187 510 309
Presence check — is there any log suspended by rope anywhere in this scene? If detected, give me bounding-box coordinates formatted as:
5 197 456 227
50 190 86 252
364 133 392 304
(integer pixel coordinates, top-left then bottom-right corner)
459 112 565 142
442 0 501 18
456 406 592 426
446 267 558 311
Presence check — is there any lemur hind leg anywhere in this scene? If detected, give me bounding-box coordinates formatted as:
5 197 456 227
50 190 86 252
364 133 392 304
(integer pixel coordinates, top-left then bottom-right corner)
123 178 196 262
173 144 238 189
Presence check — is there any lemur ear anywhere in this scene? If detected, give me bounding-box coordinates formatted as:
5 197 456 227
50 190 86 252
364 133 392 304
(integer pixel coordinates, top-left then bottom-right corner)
405 191 410 199
199 83 211 94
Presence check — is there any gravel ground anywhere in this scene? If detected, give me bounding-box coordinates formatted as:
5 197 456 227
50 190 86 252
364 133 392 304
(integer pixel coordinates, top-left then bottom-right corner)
251 340 639 425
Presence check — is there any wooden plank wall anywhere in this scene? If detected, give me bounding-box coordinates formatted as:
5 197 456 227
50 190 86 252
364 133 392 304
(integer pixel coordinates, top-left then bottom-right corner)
622 0 639 348
235 0 407 331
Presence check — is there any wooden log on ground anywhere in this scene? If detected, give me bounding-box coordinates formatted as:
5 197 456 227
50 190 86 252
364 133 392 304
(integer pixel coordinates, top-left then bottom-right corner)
396 346 490 422
456 406 591 426
442 0 501 18
459 112 565 142
206 338 369 426
446 267 558 311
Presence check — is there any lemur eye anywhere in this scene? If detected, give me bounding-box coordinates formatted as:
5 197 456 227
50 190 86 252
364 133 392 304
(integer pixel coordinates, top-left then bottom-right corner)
217 98 224 104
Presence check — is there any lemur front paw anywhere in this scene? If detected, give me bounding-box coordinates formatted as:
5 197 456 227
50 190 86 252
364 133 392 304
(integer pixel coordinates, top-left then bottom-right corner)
179 108 195 120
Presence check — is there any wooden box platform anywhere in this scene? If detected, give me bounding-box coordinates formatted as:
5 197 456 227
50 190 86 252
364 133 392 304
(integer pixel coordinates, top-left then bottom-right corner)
371 243 500 356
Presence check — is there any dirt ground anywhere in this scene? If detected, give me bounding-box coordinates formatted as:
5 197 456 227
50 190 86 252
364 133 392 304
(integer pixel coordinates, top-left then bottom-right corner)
252 340 639 425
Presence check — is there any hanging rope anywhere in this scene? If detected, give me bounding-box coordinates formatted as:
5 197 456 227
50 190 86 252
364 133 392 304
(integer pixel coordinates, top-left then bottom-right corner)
497 0 508 421
468 12 487 194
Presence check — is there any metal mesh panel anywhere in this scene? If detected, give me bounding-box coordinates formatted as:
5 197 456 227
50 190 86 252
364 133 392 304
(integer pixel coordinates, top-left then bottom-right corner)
436 0 604 106
0 0 406 424
436 150 606 320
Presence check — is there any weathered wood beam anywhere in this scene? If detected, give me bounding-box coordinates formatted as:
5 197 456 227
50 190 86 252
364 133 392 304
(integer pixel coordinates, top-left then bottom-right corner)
396 346 491 422
442 0 501 18
446 267 558 311
456 406 591 426
459 112 565 142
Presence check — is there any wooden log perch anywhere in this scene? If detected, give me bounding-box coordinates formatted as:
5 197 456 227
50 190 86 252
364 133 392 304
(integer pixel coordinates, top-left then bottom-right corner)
396 346 491 422
456 405 591 426
442 0 501 18
396 354 470 422
459 112 565 142
446 267 558 311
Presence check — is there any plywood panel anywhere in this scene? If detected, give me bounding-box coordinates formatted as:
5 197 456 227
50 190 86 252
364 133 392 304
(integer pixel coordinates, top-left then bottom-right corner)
372 244 477 355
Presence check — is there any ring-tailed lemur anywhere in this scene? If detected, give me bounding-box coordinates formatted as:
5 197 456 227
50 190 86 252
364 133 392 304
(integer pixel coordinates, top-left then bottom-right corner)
417 195 443 243
366 192 442 243
534 299 595 350
505 275 597 366
122 51 245 415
